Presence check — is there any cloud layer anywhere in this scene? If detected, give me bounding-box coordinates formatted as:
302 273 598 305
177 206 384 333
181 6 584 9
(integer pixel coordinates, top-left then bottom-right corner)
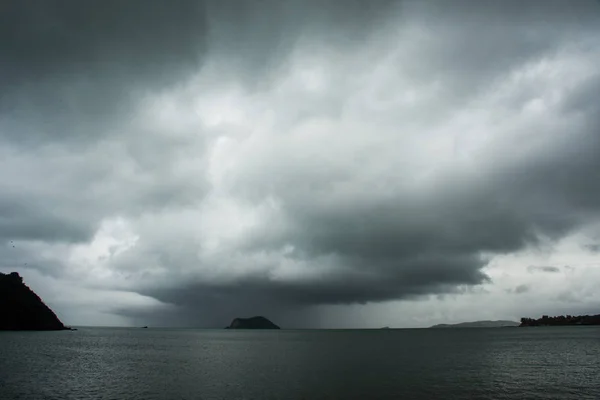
1 0 600 328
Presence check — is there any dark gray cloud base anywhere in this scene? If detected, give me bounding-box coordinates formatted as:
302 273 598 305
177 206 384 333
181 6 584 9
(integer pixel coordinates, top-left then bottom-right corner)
1 0 600 327
0 0 207 143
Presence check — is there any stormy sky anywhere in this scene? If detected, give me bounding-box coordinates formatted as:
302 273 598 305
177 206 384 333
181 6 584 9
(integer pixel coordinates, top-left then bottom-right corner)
1 0 600 328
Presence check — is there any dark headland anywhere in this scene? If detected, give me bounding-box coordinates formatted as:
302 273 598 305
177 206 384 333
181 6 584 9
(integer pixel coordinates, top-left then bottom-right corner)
0 272 69 331
225 316 280 329
520 314 600 327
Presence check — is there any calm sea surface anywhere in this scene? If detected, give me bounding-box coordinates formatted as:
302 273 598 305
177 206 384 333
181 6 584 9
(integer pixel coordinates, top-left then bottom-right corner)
1 327 599 399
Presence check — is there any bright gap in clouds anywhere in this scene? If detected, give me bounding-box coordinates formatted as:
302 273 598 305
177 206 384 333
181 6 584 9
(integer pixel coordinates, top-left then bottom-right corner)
1 0 600 328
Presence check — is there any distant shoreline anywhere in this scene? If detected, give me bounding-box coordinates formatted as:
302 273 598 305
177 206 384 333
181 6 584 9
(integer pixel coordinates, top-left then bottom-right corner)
430 320 519 329
520 314 600 327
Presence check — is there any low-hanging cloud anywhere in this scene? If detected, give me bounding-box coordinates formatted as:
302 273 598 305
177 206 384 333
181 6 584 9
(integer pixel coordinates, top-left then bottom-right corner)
1 0 600 327
527 266 562 274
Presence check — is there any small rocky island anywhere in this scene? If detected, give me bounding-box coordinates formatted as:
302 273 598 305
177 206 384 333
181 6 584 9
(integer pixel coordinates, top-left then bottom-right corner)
225 316 280 329
520 314 600 327
0 272 68 330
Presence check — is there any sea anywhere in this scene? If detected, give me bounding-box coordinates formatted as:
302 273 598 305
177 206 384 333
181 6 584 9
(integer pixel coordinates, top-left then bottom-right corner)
0 326 598 400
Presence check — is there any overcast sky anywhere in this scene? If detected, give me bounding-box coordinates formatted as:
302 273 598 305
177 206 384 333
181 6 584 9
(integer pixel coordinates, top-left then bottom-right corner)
1 0 600 328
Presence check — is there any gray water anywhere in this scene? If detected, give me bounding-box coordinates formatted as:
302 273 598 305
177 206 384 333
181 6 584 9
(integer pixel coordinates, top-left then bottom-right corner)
1 327 599 400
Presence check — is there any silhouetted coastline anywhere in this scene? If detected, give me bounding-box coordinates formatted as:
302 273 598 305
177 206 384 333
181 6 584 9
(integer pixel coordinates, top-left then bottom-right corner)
520 314 600 327
0 272 69 331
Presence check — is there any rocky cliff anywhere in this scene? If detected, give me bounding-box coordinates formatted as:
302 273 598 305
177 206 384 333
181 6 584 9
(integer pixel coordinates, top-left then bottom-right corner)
225 316 280 329
0 272 67 330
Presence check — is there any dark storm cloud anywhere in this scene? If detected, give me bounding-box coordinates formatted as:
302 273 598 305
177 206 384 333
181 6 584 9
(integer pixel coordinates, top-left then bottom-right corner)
0 1 205 80
1 0 600 327
0 0 396 144
0 0 394 246
202 0 395 81
527 266 561 274
220 122 600 307
0 0 213 244
0 0 207 144
142 253 487 305
151 0 600 321
0 0 398 251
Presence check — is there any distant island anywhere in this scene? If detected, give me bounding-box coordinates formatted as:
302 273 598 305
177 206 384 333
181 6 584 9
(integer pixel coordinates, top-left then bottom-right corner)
520 314 600 327
0 272 69 331
225 316 280 329
430 320 520 328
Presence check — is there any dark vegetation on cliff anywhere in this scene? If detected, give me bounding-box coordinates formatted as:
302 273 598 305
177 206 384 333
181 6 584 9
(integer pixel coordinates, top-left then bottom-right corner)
225 316 280 329
520 314 600 327
0 272 67 330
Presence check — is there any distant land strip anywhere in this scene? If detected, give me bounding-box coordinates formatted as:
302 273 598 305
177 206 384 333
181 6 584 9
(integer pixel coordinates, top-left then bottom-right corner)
519 314 600 327
430 320 519 328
